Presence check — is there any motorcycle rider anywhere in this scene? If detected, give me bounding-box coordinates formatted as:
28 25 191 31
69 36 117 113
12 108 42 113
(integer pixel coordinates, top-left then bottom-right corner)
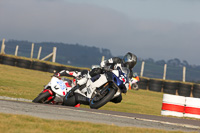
55 69 88 107
63 52 137 106
55 69 88 86
99 52 137 103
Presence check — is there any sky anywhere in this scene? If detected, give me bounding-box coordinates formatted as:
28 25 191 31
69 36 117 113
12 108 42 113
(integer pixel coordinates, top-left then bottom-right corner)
0 0 200 65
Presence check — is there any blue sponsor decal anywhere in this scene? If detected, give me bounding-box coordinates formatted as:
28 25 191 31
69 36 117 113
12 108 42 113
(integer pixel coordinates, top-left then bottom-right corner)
56 81 66 90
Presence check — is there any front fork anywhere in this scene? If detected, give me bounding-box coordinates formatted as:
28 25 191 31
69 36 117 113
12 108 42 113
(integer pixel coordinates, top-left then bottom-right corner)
42 89 54 102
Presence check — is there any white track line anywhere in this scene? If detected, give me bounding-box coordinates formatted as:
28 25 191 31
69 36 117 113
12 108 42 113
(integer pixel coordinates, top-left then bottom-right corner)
59 107 200 129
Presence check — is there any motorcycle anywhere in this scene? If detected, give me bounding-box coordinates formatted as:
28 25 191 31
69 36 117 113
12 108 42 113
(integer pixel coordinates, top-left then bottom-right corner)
130 73 140 90
32 76 74 104
63 64 130 109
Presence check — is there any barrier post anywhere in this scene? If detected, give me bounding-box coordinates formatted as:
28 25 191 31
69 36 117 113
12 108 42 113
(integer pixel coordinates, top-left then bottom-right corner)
1 38 5 54
183 66 186 82
37 46 42 59
15 45 19 56
140 61 145 77
30 43 34 59
163 64 167 80
52 47 57 62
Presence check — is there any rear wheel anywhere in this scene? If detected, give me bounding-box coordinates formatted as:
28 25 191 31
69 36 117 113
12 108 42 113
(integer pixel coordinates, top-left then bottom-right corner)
90 84 116 109
132 83 139 90
63 91 77 106
32 91 52 103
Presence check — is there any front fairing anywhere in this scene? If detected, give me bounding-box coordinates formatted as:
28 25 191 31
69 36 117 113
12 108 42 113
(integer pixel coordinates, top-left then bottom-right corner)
111 67 129 93
51 77 67 96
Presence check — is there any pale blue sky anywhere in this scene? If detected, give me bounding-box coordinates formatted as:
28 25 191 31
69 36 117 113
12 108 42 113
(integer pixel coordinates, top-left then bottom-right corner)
66 0 200 23
0 0 200 65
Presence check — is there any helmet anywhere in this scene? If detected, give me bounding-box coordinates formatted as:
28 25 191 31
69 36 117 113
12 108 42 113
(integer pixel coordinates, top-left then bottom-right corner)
123 52 137 69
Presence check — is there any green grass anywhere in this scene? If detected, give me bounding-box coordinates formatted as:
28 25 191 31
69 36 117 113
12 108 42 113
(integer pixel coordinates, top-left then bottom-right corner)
0 64 198 133
0 113 189 133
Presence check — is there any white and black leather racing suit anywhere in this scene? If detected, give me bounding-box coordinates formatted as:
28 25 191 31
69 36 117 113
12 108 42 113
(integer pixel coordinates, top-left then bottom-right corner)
57 70 82 78
99 57 134 103
62 57 135 106
57 69 91 106
100 57 134 78
56 70 89 86
82 57 134 104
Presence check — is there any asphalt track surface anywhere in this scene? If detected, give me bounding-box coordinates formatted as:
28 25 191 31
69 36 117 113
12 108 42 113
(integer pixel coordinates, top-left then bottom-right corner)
0 100 200 132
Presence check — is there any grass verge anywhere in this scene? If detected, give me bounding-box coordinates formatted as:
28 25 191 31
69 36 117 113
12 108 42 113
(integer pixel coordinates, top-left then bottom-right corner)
0 113 188 133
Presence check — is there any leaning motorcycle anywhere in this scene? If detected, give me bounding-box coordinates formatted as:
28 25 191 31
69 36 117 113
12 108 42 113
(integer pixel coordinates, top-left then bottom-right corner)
63 65 129 109
32 76 73 104
130 73 140 90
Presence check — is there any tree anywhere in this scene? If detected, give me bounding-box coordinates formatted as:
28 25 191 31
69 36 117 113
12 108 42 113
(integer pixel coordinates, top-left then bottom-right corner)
167 58 181 66
155 60 166 65
182 60 189 67
145 58 154 63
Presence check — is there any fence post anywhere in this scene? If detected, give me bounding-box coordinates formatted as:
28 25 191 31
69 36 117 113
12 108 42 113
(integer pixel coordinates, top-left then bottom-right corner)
52 47 57 62
15 45 19 56
37 46 42 59
140 61 145 77
183 66 186 82
30 43 34 59
1 38 5 54
163 64 167 80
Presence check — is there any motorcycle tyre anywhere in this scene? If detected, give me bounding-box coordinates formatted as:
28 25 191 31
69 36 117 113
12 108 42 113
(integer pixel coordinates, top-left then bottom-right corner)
90 88 116 109
63 91 77 106
110 94 122 103
32 91 51 103
132 83 139 90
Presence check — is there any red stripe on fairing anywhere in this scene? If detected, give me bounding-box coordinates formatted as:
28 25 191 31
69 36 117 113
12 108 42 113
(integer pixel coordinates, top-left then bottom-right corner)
47 96 53 101
48 90 53 95
63 91 65 95
42 89 53 95
185 106 200 115
65 82 71 87
42 89 48 93
162 103 184 113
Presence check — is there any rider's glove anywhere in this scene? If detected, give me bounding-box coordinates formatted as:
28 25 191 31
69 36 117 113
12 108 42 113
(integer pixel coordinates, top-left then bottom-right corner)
54 73 60 77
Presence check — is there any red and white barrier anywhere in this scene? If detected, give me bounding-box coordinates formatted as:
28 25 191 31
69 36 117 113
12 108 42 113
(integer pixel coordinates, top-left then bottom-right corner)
161 94 185 117
161 94 200 119
184 97 200 119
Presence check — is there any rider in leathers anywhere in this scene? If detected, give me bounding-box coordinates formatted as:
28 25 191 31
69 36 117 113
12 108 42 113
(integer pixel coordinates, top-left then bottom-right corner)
63 52 137 106
99 52 137 103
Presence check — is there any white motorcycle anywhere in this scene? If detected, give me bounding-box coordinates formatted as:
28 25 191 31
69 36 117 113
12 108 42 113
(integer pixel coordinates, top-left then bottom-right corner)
130 73 140 90
32 76 74 104
63 65 130 109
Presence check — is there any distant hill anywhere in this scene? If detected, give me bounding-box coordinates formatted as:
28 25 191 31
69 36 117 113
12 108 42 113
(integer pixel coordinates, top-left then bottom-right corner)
1 39 200 82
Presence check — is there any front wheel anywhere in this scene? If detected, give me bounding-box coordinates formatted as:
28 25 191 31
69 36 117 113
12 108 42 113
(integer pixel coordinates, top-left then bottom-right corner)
90 85 116 109
32 91 52 103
